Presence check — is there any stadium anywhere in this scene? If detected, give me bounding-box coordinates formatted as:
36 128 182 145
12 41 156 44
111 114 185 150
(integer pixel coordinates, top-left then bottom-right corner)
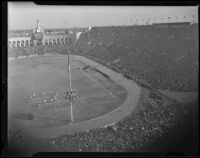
7 7 198 155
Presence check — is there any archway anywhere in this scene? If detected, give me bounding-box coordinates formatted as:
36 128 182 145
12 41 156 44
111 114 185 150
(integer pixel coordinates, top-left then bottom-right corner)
17 41 20 47
21 40 24 47
61 38 64 44
53 39 57 45
45 39 48 45
57 39 61 45
25 40 29 46
30 40 33 46
49 39 53 45
12 41 16 47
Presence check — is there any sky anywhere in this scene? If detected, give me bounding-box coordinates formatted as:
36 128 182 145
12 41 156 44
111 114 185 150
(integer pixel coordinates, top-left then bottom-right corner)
8 2 198 30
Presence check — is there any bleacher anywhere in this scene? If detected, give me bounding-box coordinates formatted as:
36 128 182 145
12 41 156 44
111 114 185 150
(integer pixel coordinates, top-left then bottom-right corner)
73 24 198 92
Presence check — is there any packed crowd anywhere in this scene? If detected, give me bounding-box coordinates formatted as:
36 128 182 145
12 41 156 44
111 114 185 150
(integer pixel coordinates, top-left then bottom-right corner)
73 24 198 92
45 90 191 152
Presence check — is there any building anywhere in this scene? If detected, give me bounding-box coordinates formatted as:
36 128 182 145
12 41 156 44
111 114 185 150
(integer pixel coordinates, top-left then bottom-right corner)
8 20 75 48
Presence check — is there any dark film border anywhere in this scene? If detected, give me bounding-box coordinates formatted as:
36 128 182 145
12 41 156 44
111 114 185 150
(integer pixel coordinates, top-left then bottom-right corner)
2 0 199 157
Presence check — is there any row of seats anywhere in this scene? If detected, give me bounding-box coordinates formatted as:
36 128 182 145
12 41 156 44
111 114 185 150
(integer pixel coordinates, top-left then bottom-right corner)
73 24 198 92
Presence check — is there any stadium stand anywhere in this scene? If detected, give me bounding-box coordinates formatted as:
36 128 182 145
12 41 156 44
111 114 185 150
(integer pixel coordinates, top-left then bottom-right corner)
72 24 198 92
8 23 198 152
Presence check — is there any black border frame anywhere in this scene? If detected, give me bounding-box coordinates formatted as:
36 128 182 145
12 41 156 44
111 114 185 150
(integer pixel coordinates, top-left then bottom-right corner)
2 1 199 157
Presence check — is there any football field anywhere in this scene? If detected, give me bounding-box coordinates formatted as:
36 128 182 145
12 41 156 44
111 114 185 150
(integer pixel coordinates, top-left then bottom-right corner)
8 55 128 129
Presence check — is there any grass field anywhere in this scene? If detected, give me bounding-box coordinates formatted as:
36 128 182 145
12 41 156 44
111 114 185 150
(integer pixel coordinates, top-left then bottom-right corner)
8 55 127 128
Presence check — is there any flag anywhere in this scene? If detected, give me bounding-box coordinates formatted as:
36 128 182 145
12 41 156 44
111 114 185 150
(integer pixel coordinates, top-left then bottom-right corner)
68 51 70 70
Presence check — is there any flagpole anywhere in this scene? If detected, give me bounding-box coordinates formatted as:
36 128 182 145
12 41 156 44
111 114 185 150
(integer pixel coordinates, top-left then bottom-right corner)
68 49 73 122
68 50 71 90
